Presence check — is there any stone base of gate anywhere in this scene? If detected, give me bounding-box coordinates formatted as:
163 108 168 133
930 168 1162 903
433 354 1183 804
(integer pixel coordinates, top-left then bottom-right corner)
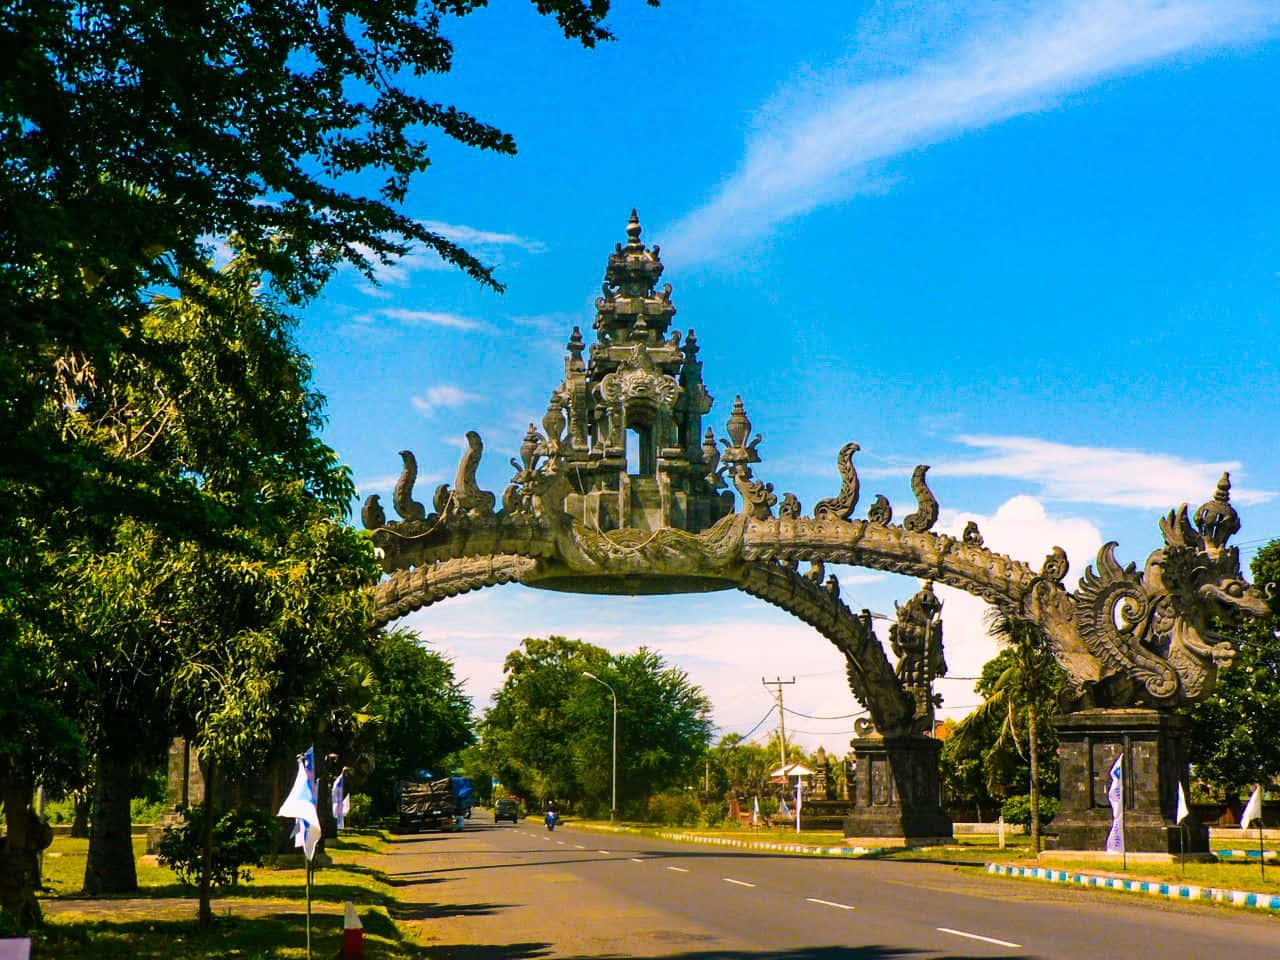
1051 708 1208 854
842 734 952 844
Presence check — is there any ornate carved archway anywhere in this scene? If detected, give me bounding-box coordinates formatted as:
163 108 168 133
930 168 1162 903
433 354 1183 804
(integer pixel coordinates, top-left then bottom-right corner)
361 212 1267 845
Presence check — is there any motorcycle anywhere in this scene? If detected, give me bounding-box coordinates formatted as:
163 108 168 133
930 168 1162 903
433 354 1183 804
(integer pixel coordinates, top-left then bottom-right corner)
545 810 558 831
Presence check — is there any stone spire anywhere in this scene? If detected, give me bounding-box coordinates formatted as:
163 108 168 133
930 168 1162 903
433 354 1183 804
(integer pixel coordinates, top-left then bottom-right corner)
594 209 676 343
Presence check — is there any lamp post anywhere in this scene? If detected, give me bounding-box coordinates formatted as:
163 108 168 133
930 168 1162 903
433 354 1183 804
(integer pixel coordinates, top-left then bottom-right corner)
583 671 617 822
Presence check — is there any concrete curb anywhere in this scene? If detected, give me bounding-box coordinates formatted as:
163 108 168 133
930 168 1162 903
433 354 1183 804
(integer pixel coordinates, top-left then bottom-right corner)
1213 849 1279 861
567 822 888 857
985 862 1280 912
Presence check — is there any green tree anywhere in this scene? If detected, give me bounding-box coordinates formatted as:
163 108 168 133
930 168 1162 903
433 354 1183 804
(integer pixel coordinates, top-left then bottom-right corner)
0 4 655 925
478 637 712 818
1188 539 1280 798
364 630 475 814
949 614 1063 852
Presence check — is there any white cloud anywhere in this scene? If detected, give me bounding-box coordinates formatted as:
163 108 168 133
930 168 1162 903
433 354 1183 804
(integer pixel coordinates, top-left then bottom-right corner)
380 307 485 332
664 0 1280 264
422 220 546 253
937 434 1274 508
411 385 480 417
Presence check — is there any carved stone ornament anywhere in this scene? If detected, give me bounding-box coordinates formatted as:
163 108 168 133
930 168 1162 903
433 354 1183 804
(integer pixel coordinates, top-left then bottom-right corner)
360 211 1269 735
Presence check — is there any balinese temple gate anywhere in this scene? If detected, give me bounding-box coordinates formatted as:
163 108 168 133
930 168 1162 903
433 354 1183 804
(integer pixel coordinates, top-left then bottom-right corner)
364 212 1268 850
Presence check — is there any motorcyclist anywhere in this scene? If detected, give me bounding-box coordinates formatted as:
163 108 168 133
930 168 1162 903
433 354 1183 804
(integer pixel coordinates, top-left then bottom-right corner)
544 799 558 830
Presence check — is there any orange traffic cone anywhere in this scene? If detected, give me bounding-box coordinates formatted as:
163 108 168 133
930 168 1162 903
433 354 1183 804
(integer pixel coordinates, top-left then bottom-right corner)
342 901 364 959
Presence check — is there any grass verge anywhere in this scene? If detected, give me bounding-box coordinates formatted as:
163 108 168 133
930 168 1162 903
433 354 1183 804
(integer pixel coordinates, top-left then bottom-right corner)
32 830 427 959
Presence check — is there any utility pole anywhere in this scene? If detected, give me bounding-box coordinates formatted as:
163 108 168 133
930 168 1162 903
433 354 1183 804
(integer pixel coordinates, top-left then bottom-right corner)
762 677 795 769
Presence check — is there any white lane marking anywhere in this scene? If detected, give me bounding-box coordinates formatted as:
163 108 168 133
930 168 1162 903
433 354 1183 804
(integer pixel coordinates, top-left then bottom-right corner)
806 897 855 911
937 928 1021 949
723 877 756 888
630 857 645 862
556 840 566 845
666 866 689 873
597 850 611 855
574 844 586 849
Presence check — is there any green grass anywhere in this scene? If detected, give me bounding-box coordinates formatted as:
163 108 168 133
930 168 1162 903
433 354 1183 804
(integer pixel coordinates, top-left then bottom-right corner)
32 829 430 958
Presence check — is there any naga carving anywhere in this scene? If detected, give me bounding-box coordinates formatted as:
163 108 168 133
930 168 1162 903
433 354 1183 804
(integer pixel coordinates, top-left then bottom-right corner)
362 212 1269 735
902 465 938 533
813 442 860 521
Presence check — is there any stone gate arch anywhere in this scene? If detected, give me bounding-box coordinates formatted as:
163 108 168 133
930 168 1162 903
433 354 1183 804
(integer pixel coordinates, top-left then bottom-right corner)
362 212 1268 849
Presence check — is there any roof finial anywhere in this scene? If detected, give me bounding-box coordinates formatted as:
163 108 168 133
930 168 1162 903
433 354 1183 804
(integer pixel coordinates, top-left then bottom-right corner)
626 208 642 248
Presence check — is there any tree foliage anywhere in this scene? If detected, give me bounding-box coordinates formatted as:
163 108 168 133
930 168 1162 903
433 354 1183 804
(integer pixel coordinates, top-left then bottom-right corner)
364 630 475 813
946 615 1064 849
1188 539 1280 796
478 636 712 817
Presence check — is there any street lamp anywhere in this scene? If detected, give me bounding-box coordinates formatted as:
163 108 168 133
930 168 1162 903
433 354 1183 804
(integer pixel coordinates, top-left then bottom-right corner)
583 671 617 822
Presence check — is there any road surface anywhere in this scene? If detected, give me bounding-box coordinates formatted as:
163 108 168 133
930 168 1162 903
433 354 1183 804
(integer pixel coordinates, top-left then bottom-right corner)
378 814 1279 959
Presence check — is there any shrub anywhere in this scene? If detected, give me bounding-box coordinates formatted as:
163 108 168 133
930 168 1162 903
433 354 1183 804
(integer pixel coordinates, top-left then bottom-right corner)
157 805 277 888
646 790 701 826
1000 794 1059 828
344 793 373 829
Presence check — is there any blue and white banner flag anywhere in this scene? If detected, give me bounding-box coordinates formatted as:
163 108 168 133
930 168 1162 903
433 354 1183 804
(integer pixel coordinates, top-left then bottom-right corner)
1105 754 1124 853
332 769 350 829
779 794 790 818
277 746 320 860
752 795 759 827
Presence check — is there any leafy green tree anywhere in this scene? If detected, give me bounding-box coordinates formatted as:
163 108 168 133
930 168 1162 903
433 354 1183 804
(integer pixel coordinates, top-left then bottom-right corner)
364 630 475 814
710 733 774 808
478 637 712 818
949 614 1064 852
0 3 655 925
1188 539 1280 798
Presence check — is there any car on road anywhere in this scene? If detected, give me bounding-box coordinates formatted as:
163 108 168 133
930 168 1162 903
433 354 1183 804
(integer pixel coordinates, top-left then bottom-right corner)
494 797 521 823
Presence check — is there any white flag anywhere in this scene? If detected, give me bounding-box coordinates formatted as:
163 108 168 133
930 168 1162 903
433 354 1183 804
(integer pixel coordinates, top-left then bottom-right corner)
752 795 759 827
332 770 348 830
779 794 790 817
278 747 320 860
1240 785 1264 830
795 782 802 832
1105 754 1124 853
1176 782 1190 825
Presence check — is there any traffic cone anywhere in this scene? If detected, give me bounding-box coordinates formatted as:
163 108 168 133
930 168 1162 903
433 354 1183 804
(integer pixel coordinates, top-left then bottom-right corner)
342 901 364 959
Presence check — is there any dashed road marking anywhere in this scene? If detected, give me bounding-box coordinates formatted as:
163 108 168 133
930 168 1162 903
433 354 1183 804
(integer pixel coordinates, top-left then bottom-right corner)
806 897 854 911
630 857 645 862
937 928 1021 949
666 866 689 873
597 850 611 855
574 844 586 849
723 877 756 888
556 840 566 845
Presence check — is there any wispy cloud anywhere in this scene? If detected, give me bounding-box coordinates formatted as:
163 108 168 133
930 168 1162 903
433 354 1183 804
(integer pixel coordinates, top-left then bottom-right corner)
664 0 1280 263
380 307 485 332
936 434 1275 508
350 221 545 295
411 385 480 417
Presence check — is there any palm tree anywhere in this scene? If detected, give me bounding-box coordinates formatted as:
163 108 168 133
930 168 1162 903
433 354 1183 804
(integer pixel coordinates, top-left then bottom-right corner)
953 611 1058 853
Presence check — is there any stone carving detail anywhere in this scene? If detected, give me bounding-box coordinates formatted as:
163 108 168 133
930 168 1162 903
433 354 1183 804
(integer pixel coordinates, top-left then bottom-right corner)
902 465 938 532
813 442 860 522
394 450 427 522
361 212 1268 733
867 494 892 526
361 494 386 530
889 581 946 735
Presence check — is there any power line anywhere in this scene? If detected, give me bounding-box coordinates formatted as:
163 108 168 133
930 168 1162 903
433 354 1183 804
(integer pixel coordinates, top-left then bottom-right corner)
783 706 866 720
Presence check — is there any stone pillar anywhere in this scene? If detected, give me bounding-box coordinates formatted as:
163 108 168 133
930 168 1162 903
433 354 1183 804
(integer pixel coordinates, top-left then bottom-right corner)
1053 708 1206 854
843 734 952 845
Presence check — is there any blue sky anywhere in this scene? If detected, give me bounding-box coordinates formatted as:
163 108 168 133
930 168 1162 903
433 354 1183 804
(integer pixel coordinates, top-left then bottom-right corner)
296 1 1280 752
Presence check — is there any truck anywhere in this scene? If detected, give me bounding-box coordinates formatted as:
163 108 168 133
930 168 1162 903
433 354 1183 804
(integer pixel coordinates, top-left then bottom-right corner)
397 775 474 832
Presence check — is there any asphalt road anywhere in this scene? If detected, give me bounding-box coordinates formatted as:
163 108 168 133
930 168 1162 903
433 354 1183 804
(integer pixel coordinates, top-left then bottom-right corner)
380 814 1280 959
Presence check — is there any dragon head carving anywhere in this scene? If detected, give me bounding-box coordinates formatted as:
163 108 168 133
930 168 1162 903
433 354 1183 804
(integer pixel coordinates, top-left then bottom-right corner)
1067 473 1267 709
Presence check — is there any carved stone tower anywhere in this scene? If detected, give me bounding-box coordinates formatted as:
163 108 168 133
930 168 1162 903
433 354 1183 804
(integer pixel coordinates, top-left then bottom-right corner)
551 210 731 538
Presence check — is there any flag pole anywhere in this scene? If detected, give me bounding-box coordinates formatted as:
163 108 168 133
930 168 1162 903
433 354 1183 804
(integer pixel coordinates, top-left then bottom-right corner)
306 857 313 959
1121 786 1127 873
1260 819 1266 882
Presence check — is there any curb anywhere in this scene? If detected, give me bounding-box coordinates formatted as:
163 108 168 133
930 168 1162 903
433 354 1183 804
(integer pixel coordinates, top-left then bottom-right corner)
1213 849 1280 862
568 822 888 857
985 863 1280 912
